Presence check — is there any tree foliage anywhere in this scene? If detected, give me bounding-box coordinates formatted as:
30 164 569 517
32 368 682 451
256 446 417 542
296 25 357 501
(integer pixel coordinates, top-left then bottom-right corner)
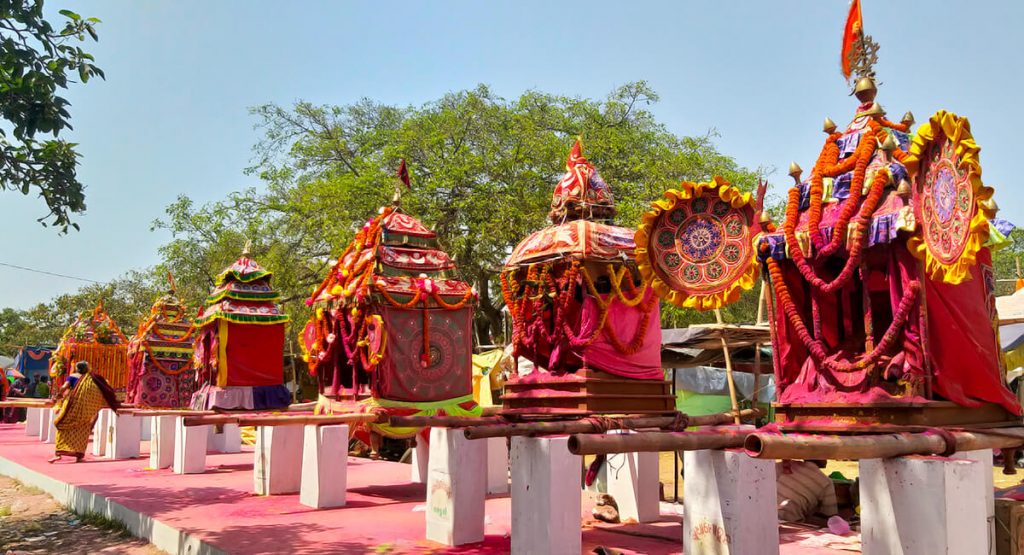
154 83 762 344
0 0 104 231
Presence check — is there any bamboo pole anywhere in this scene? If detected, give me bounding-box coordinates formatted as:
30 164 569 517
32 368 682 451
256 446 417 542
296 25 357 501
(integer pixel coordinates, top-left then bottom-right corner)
462 409 760 440
567 428 749 455
0 400 52 408
119 409 216 417
388 415 503 428
744 429 1024 460
714 309 742 425
182 413 383 427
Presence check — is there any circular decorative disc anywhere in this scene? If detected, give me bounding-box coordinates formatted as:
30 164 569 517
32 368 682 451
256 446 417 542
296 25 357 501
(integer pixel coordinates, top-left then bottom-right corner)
918 136 973 265
636 177 759 310
904 110 993 285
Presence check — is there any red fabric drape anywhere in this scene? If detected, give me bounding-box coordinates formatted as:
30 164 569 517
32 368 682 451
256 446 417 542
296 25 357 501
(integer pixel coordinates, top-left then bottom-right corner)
926 249 1021 414
224 323 285 387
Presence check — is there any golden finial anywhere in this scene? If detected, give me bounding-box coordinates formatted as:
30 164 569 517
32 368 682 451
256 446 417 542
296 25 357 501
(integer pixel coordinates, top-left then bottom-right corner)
242 239 252 257
823 117 837 134
759 211 772 224
901 111 915 127
852 76 878 103
896 179 912 196
863 102 885 118
879 134 898 163
788 162 803 184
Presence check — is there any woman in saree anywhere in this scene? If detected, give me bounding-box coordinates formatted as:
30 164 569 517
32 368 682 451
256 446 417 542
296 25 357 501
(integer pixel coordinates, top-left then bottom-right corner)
48 361 119 463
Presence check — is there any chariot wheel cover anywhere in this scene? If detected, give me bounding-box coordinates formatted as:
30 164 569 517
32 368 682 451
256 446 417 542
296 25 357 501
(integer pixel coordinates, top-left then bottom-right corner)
636 176 759 311
904 110 995 285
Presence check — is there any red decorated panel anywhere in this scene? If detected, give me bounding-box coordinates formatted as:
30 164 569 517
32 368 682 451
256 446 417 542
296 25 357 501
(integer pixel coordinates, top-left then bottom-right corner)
374 306 472 402
379 246 455 272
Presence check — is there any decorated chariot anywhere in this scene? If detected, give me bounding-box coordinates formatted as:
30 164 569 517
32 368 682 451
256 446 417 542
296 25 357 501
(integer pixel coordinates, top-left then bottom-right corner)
500 141 673 416
126 282 197 409
302 166 481 454
49 300 130 397
190 251 291 411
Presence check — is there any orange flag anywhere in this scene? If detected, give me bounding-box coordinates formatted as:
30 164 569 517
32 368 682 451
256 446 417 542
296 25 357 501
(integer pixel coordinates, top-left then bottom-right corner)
840 0 863 79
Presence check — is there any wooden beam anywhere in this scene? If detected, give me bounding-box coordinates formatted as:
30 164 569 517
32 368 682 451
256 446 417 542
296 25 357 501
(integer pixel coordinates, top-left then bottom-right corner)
744 428 1024 460
567 428 749 455
462 409 760 440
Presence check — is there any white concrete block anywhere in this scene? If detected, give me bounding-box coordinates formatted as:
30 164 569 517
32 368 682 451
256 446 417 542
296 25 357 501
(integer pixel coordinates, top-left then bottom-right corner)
425 427 487 546
683 449 779 555
486 436 509 495
173 418 208 474
254 425 304 495
139 416 153 441
105 412 141 460
91 408 112 456
149 415 176 470
957 449 995 555
207 423 242 454
605 430 660 523
300 424 348 509
24 407 41 437
42 408 56 444
510 436 581 555
411 431 429 484
860 453 988 555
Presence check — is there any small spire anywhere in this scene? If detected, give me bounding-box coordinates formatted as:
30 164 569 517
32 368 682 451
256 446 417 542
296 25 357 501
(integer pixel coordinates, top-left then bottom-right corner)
823 117 837 134
788 162 803 184
901 111 915 127
242 240 252 257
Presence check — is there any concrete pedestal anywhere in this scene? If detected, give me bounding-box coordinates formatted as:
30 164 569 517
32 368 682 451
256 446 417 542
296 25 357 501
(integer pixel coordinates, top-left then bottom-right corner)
683 449 779 555
510 436 581 555
411 431 429 484
105 412 142 460
299 424 348 509
149 415 176 470
605 430 660 523
486 437 509 495
860 452 989 555
25 407 42 437
42 408 56 444
254 425 304 495
957 449 996 555
425 427 487 546
139 416 153 441
92 408 112 456
173 418 208 474
207 423 242 454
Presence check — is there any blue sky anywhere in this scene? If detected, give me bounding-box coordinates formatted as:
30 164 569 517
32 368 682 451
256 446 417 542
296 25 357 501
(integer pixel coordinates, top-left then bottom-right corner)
2 1 1022 308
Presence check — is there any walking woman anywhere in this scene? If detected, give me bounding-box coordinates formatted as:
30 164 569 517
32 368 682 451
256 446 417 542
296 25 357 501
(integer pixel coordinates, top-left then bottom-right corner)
49 361 119 463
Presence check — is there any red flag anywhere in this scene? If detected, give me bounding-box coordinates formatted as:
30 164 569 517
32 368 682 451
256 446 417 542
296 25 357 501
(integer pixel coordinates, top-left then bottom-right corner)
840 0 863 79
396 159 411 189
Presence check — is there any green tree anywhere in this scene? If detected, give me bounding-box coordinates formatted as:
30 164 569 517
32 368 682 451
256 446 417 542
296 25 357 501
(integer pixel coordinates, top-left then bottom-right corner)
154 83 762 343
0 1 104 231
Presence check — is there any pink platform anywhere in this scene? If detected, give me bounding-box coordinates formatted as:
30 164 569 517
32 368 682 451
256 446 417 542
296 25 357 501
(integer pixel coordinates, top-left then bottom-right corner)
0 423 854 554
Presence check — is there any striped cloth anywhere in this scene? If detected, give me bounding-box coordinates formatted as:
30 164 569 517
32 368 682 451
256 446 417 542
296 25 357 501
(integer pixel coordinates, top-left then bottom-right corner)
776 461 838 522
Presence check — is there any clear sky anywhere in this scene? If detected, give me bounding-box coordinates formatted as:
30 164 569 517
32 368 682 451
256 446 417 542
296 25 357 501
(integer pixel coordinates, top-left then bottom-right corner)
2 1 1022 309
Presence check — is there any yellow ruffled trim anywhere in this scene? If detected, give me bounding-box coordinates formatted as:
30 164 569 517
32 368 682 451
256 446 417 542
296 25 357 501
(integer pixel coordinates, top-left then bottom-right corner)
635 176 759 311
903 110 995 285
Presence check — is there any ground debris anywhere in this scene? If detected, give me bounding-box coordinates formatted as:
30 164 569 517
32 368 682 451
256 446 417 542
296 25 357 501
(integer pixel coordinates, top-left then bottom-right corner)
0 475 163 554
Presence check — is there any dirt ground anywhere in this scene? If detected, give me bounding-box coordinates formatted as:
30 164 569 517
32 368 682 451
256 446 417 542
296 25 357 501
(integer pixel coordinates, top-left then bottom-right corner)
0 475 163 555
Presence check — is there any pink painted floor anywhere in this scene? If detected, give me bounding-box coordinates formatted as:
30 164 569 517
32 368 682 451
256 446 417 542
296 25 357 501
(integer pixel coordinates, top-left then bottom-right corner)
0 424 858 554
